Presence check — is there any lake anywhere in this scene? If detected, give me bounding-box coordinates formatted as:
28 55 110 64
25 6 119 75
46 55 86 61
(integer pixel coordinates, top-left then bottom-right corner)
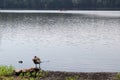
0 10 120 72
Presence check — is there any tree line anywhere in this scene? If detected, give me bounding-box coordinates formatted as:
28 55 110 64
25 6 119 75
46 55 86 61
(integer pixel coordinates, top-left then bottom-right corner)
0 0 120 10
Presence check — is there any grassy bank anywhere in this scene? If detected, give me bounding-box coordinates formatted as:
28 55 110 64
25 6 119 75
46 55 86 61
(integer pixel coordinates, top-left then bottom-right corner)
0 65 14 76
0 65 120 80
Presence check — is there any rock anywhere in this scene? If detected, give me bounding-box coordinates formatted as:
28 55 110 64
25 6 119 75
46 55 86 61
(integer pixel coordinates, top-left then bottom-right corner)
14 67 40 76
14 69 22 76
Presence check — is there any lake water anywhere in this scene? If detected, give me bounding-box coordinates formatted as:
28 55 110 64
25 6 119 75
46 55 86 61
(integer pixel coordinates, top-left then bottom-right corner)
0 10 120 72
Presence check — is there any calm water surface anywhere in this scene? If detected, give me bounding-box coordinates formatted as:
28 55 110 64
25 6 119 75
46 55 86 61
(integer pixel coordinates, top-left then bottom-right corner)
0 11 120 72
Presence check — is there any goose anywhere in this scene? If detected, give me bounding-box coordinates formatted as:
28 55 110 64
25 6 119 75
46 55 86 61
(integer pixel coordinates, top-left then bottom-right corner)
32 56 41 69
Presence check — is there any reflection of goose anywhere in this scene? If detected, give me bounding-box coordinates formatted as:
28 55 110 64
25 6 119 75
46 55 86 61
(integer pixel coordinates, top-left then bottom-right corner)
32 56 41 69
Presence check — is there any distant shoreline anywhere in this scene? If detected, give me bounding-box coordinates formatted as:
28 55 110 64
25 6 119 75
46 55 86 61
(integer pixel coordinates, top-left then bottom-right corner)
0 10 120 13
0 10 120 18
0 10 119 13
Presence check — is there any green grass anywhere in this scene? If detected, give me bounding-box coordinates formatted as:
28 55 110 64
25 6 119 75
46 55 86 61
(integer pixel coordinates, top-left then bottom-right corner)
0 65 14 76
0 65 49 80
0 76 35 80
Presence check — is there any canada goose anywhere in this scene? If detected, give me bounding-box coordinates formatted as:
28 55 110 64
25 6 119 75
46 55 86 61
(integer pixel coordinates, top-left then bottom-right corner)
32 56 41 69
18 61 23 64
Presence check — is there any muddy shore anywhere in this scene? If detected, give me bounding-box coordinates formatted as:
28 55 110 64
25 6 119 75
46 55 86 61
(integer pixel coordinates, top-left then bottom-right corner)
40 71 118 80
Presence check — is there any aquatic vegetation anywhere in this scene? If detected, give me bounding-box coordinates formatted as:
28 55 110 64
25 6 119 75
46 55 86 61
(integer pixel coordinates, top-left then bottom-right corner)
38 70 49 78
65 76 79 80
18 69 48 77
116 73 120 80
16 70 49 80
0 65 14 76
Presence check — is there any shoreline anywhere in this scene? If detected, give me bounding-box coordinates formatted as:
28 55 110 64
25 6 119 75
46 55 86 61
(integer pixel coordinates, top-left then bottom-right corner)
0 65 119 80
14 68 119 80
42 71 118 80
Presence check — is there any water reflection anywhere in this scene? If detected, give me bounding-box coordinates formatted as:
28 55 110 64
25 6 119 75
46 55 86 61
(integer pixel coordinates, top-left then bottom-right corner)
0 12 120 72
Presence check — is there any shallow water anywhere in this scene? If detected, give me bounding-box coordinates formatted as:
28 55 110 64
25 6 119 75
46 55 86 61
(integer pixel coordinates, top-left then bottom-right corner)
0 11 120 72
